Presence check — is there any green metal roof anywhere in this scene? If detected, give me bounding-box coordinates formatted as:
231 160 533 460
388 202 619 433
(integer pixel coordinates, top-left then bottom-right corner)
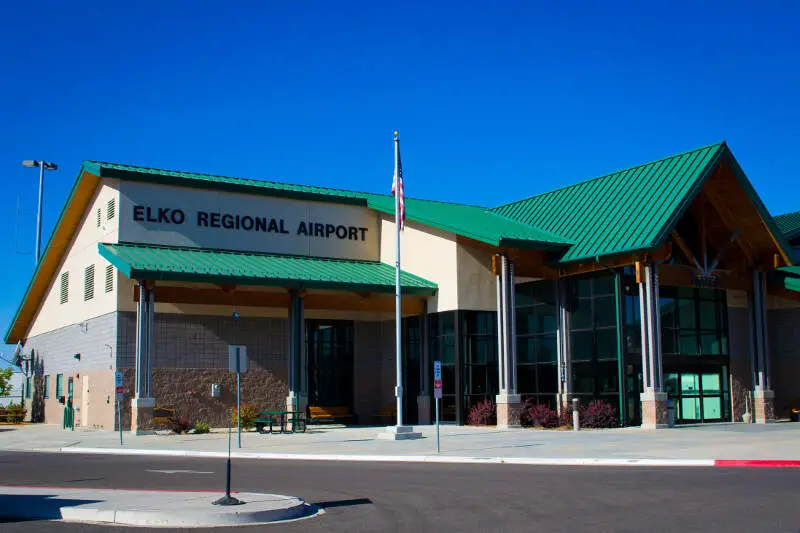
98 243 438 295
85 161 569 249
491 142 794 265
773 266 800 293
775 211 800 241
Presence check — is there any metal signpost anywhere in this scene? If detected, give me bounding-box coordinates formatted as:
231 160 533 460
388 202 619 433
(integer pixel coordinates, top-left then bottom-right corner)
115 370 124 446
433 361 442 454
228 345 248 448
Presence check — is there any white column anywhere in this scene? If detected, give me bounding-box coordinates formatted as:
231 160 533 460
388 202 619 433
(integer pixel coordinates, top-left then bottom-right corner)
501 254 512 392
496 257 506 393
638 274 650 391
146 286 155 398
508 263 518 393
651 264 663 391
134 281 147 399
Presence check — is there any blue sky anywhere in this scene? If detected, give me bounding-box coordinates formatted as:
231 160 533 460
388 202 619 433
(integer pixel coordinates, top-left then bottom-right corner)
1 1 799 355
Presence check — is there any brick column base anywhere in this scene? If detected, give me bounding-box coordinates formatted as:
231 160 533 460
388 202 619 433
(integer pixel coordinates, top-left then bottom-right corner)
131 397 155 435
640 391 669 429
753 389 775 424
496 393 522 429
417 395 431 425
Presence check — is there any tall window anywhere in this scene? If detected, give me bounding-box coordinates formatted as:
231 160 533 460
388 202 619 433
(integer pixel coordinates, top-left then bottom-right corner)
659 287 728 357
429 312 457 422
25 377 32 399
461 311 498 413
43 375 50 399
516 280 558 408
568 274 619 404
56 374 64 400
402 316 422 425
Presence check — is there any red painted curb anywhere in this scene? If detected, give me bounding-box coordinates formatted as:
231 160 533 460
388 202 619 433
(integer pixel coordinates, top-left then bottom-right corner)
715 460 800 468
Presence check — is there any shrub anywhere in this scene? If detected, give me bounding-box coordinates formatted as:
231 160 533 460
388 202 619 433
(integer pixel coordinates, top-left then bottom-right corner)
580 400 618 429
558 404 575 428
466 399 496 425
194 421 211 434
231 403 257 430
167 415 192 434
527 403 559 428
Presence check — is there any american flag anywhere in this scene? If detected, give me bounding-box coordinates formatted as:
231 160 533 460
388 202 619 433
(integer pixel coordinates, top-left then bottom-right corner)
392 135 405 230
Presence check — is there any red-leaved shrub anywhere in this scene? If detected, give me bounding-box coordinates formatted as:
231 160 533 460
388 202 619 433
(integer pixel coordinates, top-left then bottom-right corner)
580 400 618 428
467 399 496 425
527 403 559 428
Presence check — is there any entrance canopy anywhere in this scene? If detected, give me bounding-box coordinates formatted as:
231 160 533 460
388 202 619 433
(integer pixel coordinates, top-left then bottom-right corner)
99 243 437 296
772 266 800 294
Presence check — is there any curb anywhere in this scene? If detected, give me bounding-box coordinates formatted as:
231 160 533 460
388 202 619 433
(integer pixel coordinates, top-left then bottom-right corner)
58 447 721 467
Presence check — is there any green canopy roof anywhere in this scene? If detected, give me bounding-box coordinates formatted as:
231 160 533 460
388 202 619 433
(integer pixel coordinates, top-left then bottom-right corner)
98 243 438 295
773 266 800 293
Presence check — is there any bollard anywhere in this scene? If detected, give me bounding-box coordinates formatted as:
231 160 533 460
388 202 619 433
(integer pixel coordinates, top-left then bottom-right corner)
667 399 675 428
572 398 580 431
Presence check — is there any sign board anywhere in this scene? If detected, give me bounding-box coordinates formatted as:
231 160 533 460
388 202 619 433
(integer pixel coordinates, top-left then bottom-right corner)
433 361 442 399
228 345 248 373
115 370 123 388
118 181 380 261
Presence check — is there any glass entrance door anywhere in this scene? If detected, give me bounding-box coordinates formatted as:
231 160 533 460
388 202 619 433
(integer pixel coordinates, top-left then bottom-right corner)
664 367 729 423
306 320 354 409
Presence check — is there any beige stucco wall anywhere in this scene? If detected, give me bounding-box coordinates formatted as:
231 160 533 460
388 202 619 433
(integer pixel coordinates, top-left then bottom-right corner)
456 241 497 310
28 180 121 337
379 215 459 312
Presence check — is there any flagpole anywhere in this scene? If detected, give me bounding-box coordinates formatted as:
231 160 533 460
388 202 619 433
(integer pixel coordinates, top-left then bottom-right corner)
394 130 404 429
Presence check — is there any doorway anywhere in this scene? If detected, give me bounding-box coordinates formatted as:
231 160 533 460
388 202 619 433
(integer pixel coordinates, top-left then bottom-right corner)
664 367 730 423
306 320 354 409
81 376 90 427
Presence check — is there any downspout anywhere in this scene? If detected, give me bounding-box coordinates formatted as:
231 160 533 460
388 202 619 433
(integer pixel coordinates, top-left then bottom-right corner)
596 257 625 427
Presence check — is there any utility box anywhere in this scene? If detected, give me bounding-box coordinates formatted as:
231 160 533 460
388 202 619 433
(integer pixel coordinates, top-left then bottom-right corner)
211 383 221 398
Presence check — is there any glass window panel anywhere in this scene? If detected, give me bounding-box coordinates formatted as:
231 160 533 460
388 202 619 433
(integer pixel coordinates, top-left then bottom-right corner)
701 373 721 394
515 283 536 308
571 331 594 362
722 366 729 392
464 365 489 395
517 365 537 395
517 337 536 364
537 364 558 394
659 297 677 329
463 311 496 336
702 396 721 419
442 365 456 394
697 288 715 300
681 397 701 420
534 281 556 304
594 296 617 328
699 300 717 330
625 327 641 355
536 335 558 363
574 278 592 298
440 338 456 365
662 327 677 355
596 328 618 361
572 363 595 394
679 330 699 355
681 374 700 395
677 287 696 300
517 308 537 336
593 275 615 296
596 361 619 393
463 337 494 365
664 373 679 397
700 331 721 356
678 298 696 329
538 304 558 334
571 298 592 330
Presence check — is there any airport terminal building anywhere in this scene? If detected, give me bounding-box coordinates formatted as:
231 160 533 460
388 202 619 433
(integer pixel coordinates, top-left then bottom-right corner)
7 142 800 431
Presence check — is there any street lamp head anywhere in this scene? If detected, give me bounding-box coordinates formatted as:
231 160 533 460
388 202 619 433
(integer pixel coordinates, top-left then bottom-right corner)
22 160 58 170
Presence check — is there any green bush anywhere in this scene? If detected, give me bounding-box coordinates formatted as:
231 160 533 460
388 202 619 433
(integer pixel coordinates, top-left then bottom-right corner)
194 421 211 434
231 403 257 430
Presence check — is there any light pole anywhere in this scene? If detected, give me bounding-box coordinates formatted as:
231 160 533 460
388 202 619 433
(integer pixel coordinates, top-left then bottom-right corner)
22 160 58 264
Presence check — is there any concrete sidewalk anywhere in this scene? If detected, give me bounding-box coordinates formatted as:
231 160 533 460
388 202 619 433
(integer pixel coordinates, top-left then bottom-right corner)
2 422 800 463
0 486 315 527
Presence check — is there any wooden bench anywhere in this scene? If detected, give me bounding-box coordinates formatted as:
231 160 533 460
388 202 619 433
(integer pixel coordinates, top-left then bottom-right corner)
153 406 174 426
308 406 356 425
374 405 396 425
0 406 26 424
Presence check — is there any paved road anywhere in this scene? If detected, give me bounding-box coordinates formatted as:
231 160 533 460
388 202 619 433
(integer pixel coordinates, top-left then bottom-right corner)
0 452 798 532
